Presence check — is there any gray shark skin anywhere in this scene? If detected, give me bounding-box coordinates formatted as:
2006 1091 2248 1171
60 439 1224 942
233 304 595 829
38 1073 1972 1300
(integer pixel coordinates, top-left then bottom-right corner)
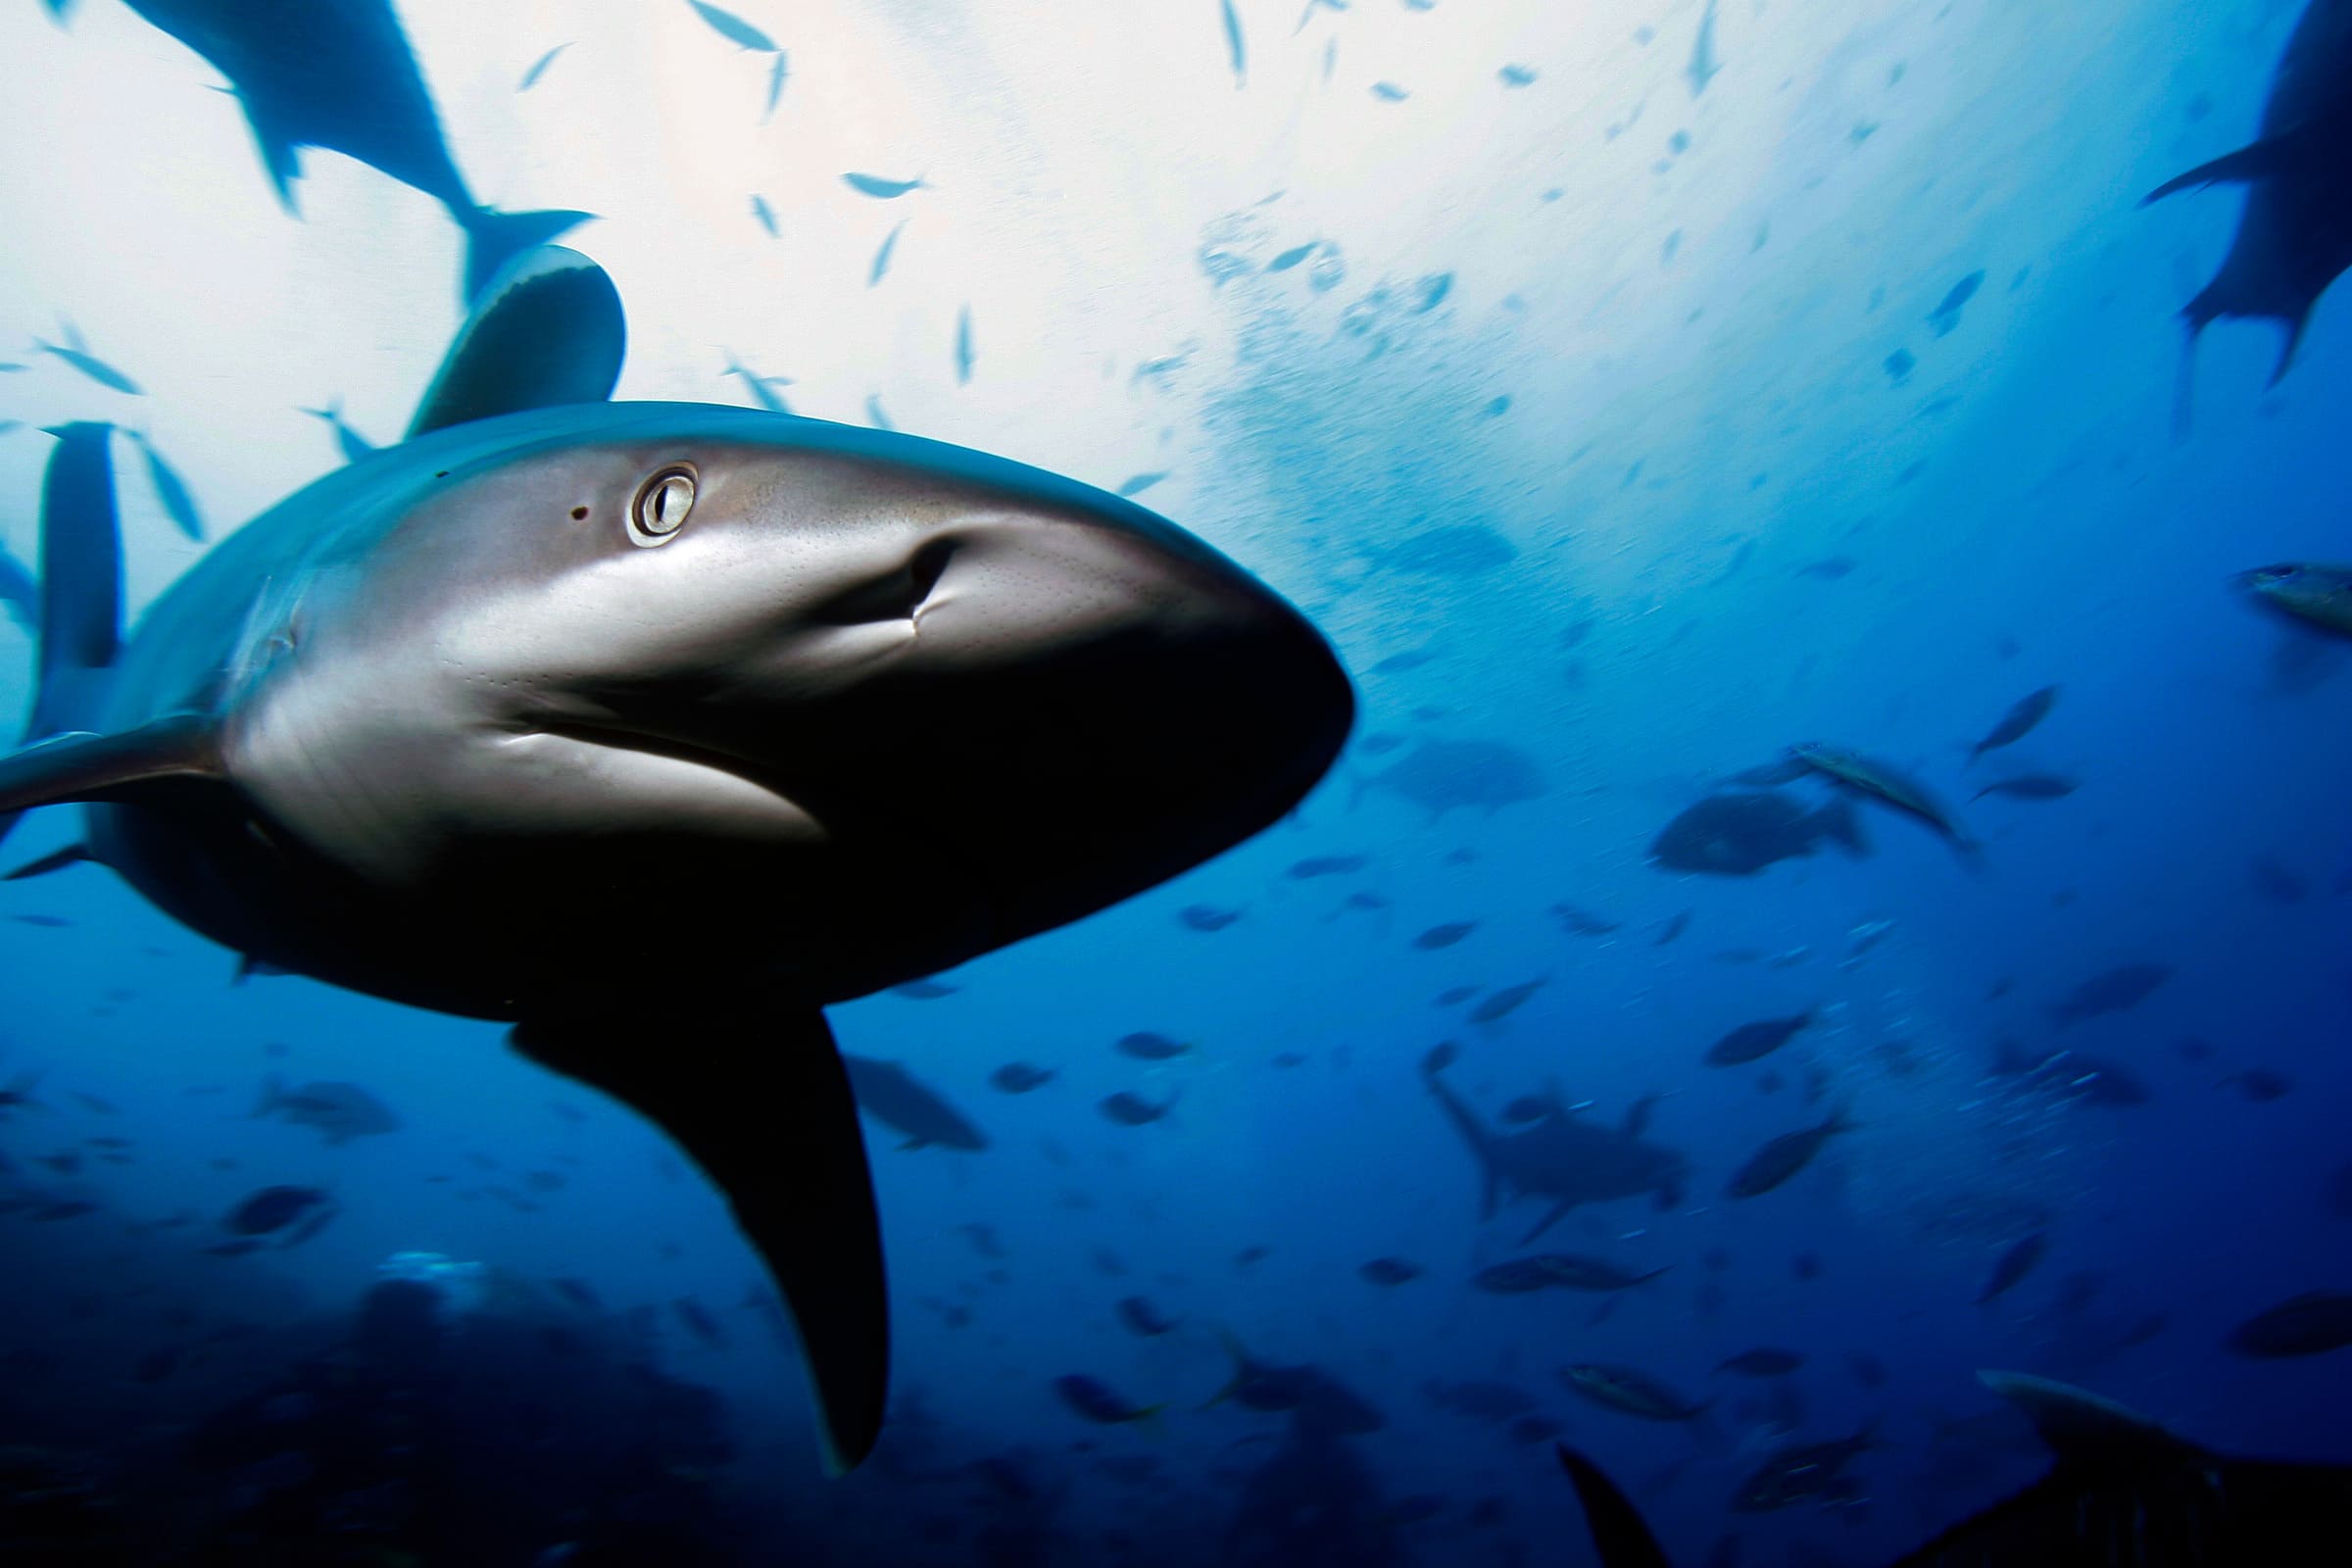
1422 1062 1689 1243
48 0 586 299
0 248 1354 1473
1560 1371 2352 1567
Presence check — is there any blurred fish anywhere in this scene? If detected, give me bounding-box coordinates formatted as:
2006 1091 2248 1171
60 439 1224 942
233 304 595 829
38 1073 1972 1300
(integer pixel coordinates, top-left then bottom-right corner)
2249 854 2310 903
223 1184 330 1237
1371 81 1409 101
1703 1009 1814 1067
1421 1041 1460 1074
516 42 569 91
1789 743 1981 863
2046 962 2171 1028
1413 921 1476 950
1358 1256 1422 1286
844 172 926 199
1971 773 2078 802
888 978 957 1000
1434 986 1477 1006
253 1078 399 1145
1115 1296 1179 1336
1653 910 1691 946
1114 1031 1190 1060
1114 472 1168 498
1724 1107 1856 1199
869 221 906 287
1733 1421 1877 1511
721 353 793 415
1179 904 1242 930
2221 1066 2294 1101
1477 1254 1671 1294
2229 1291 2352 1357
955 307 974 383
1797 556 1858 580
1714 1348 1804 1377
1928 270 1986 336
1687 0 1721 95
299 399 376 462
762 52 789 120
1967 685 2058 760
1550 903 1621 936
126 431 203 541
1848 1352 1887 1389
1499 64 1538 86
749 195 777 236
1218 0 1247 86
1099 1090 1178 1126
2236 563 2352 636
1976 1232 2049 1305
1560 1363 1713 1422
1287 855 1365 878
1470 978 1545 1025
1358 737 1544 819
87 4 587 301
1427 1064 1690 1241
31 325 141 394
1425 1377 1539 1423
687 0 778 52
843 1056 988 1151
1649 791 1864 876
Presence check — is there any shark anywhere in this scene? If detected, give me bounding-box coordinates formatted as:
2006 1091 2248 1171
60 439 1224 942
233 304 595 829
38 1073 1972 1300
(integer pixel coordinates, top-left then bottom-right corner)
1560 1370 2352 1566
0 246 1354 1471
1421 1058 1690 1243
44 0 587 300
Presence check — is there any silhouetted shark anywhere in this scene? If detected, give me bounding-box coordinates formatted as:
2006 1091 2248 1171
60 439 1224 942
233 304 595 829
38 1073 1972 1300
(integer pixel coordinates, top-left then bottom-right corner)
1423 1062 1690 1242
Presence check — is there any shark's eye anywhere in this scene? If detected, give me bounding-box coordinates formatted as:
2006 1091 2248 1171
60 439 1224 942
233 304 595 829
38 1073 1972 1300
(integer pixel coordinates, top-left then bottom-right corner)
628 466 697 547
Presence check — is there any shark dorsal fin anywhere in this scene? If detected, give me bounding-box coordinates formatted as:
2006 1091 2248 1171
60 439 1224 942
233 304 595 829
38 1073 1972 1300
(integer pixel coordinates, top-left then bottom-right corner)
406 246 625 440
0 715 223 819
1978 1371 2199 1469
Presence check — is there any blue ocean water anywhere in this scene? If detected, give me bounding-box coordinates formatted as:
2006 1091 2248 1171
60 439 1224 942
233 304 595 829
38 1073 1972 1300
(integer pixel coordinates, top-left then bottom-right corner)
2 1 2349 1564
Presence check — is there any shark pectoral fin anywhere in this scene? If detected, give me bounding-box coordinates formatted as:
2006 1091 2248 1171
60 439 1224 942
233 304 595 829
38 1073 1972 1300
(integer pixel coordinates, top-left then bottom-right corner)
407 246 625 439
2145 132 2312 204
31 422 123 742
512 1004 889 1474
0 716 223 820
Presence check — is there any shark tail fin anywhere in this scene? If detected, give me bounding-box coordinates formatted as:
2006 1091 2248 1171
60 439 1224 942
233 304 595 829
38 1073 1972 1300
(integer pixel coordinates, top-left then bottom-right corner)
1556 1446 1675 1568
513 1003 889 1474
459 206 596 305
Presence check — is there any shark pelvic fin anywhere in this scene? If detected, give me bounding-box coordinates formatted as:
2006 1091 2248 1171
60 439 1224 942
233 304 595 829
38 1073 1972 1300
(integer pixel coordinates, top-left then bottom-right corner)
513 1000 889 1474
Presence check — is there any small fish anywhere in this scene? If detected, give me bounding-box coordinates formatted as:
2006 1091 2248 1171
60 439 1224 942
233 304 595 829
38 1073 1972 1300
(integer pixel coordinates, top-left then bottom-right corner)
844 172 927 200
33 326 142 394
1178 904 1242 931
1477 1254 1670 1294
2236 563 2352 638
955 306 975 384
1471 977 1545 1025
869 221 906 287
687 0 778 53
1798 556 1858 579
1219 0 1247 86
2222 1067 2293 1102
1789 742 1980 863
762 51 789 121
1498 64 1538 86
1550 903 1620 936
1358 1256 1423 1286
1725 1106 1856 1199
1977 1231 2049 1305
1421 1041 1460 1074
2229 1291 2352 1358
1928 270 1986 336
1433 986 1477 1006
127 431 203 540
517 43 570 91
1114 1298 1176 1335
1687 0 1721 96
1267 242 1317 273
1099 1090 1178 1126
1703 1009 1815 1067
1969 685 2059 760
1972 773 2078 802
299 400 375 462
721 354 793 416
10 914 71 928
1715 1348 1805 1377
1412 921 1476 950
1114 1031 1190 1060
1371 82 1410 101
1115 471 1169 498
1559 1362 1713 1422
750 194 777 236
1054 1373 1161 1424
1287 855 1366 879
224 1185 331 1237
